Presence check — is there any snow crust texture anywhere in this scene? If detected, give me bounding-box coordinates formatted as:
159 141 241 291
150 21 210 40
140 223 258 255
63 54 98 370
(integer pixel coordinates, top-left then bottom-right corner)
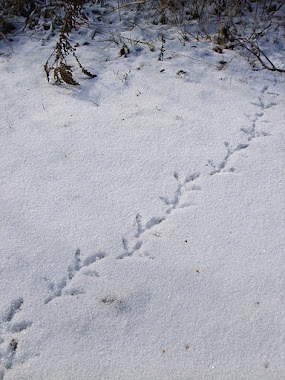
0 6 285 379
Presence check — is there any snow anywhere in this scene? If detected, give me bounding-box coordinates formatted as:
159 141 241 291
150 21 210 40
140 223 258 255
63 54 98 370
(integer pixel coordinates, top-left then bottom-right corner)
0 3 285 379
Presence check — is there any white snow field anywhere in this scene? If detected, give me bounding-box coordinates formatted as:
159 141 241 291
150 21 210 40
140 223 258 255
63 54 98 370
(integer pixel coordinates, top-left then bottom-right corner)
0 2 285 379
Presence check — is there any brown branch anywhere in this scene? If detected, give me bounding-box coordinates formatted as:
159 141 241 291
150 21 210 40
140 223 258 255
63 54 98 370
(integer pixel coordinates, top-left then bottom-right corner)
230 32 285 73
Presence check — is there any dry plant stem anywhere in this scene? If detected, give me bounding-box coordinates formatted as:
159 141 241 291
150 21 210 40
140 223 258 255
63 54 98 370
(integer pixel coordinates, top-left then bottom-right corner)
22 4 38 31
158 35 165 61
0 31 14 51
107 31 154 49
183 28 199 42
44 2 96 85
167 48 218 68
101 0 149 17
254 0 259 21
45 32 97 85
267 2 285 18
197 0 206 19
235 37 285 73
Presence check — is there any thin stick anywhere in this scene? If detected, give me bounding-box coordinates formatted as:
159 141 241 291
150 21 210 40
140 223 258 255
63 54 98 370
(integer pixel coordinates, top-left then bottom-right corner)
101 0 149 17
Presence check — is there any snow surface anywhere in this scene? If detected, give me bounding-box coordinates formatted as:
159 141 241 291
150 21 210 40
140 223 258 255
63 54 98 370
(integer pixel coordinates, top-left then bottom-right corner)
0 4 285 379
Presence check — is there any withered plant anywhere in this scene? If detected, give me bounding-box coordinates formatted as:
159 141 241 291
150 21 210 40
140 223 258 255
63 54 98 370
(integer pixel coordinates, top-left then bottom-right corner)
44 1 96 85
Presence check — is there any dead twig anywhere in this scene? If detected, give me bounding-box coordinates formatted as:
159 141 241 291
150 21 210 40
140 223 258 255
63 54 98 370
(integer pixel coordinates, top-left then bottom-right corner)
234 36 285 73
101 0 149 17
0 31 14 52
